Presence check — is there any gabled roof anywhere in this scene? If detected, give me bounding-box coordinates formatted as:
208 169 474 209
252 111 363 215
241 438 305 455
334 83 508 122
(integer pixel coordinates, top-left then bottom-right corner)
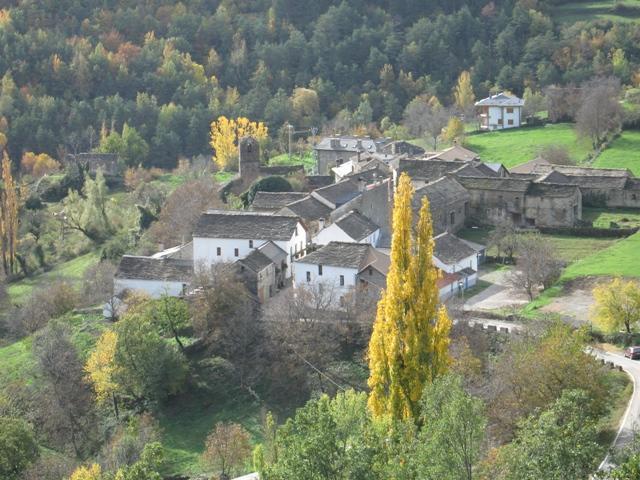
238 249 273 273
526 182 580 198
434 233 478 264
277 196 332 222
193 210 301 240
257 241 288 263
625 178 640 191
534 170 571 184
567 176 628 190
398 159 467 182
475 92 524 107
531 164 632 178
297 242 373 269
314 136 390 153
413 176 471 211
306 175 334 189
251 191 307 211
456 175 531 193
116 255 192 282
432 145 479 162
508 156 550 174
334 211 379 241
312 179 361 207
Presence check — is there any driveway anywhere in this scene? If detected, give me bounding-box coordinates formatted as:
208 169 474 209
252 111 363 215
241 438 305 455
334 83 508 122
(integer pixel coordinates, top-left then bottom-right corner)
463 267 530 311
593 349 640 470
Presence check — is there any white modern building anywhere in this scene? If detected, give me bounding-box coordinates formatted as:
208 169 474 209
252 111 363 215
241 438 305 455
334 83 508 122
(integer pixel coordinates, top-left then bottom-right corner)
192 210 308 276
475 92 524 130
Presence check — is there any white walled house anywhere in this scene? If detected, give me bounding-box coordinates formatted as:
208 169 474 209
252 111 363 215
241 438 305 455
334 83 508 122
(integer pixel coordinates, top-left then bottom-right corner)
313 210 380 246
475 92 524 130
192 210 308 277
114 255 192 298
292 242 389 309
433 232 482 290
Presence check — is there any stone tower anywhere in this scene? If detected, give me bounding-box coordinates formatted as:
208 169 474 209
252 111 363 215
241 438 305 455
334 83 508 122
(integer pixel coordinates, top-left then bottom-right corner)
239 136 260 184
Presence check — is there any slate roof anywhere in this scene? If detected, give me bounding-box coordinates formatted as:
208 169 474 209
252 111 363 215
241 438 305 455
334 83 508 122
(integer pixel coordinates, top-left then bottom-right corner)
433 145 479 162
257 241 288 264
306 175 334 189
312 179 361 207
314 136 390 153
334 211 379 241
115 255 192 282
534 170 571 184
251 191 307 211
297 242 373 269
475 92 524 107
413 176 471 211
238 249 273 273
625 178 640 191
532 164 631 177
508 156 550 174
526 182 580 198
568 176 628 190
193 211 301 240
259 164 304 176
456 176 531 192
398 159 467 182
278 196 332 221
345 165 391 184
434 233 478 264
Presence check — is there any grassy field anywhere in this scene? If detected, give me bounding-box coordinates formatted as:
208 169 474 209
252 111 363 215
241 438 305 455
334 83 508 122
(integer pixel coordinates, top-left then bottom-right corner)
7 251 100 304
593 130 640 175
268 152 316 172
583 207 640 228
552 0 640 23
561 231 640 279
464 123 593 168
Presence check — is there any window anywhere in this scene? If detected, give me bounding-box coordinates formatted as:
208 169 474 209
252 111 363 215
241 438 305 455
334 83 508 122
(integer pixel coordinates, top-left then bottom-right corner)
339 275 344 286
506 107 514 114
216 247 221 256
249 240 253 248
306 271 311 282
450 212 455 225
337 159 344 166
234 248 239 257
633 194 637 200
497 118 503 125
368 267 373 276
318 265 323 275
508 119 514 126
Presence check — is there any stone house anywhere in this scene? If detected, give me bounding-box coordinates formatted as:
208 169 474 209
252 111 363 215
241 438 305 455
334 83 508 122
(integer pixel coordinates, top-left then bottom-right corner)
276 196 333 237
523 182 582 227
413 176 471 234
236 248 277 303
114 255 192 298
314 210 380 246
313 136 391 175
250 191 307 212
475 92 524 130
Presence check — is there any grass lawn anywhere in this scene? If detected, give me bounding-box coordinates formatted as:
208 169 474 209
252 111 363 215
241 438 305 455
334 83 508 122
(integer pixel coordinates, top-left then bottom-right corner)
583 207 640 228
464 123 593 168
159 394 262 476
593 130 640 175
268 152 316 172
552 0 640 23
7 251 100 304
561 231 640 279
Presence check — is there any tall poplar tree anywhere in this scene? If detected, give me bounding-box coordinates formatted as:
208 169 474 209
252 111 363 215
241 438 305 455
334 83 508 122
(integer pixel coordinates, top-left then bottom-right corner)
454 70 475 116
0 151 18 275
368 173 451 421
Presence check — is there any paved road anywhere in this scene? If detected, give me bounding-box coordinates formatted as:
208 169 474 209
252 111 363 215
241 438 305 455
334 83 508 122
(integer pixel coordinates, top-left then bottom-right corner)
592 349 640 470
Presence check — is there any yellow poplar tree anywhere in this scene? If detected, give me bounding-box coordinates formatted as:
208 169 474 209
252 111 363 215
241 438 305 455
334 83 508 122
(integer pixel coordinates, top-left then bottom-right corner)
70 464 103 480
454 70 475 113
591 278 640 333
85 330 121 418
443 116 465 143
210 116 268 171
368 173 452 421
0 151 18 275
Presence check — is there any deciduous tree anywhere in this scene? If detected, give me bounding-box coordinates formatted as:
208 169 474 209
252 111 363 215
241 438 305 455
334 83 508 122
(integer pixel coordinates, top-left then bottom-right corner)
0 417 39 480
575 77 622 149
591 278 640 333
453 70 475 117
442 116 465 144
210 116 268 171
368 173 451 421
202 422 252 479
85 329 120 417
0 151 18 275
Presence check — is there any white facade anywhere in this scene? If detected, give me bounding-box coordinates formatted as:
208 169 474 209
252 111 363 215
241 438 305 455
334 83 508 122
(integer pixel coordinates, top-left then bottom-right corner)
481 105 522 130
193 221 307 277
313 223 380 247
292 262 357 307
114 278 186 298
433 253 478 274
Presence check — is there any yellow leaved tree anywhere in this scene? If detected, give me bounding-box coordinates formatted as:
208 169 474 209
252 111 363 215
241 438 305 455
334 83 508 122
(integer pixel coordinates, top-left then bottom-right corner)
0 150 18 275
368 172 451 421
591 278 640 333
85 329 121 418
210 116 268 171
69 464 102 480
454 70 475 115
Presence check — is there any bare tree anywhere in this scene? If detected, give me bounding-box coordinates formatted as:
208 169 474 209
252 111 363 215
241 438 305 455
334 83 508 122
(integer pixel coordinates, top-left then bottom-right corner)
202 422 252 480
508 234 563 300
81 261 116 307
403 97 450 150
576 77 623 149
488 222 519 264
545 84 581 123
536 145 575 165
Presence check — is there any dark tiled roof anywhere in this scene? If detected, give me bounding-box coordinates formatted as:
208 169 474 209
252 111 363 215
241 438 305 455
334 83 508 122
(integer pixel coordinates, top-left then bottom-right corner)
476 163 501 176
306 175 334 189
434 233 478 264
238 249 273 272
278 196 332 221
251 191 307 210
257 241 288 264
398 159 465 182
475 92 524 107
454 163 493 178
508 156 550 174
345 165 391 184
413 176 470 211
569 176 628 189
297 242 372 269
625 178 640 191
314 136 390 152
456 176 531 192
115 255 192 282
535 170 571 184
312 179 361 207
527 182 580 198
432 145 479 162
532 164 631 177
335 211 379 241
193 211 301 240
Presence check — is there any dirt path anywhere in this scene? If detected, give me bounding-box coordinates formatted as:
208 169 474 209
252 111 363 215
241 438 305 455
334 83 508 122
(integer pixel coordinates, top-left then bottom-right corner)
540 277 609 326
463 268 529 311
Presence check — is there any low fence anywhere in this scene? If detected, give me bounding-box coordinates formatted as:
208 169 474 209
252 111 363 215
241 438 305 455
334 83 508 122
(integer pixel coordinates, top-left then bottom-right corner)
537 226 639 238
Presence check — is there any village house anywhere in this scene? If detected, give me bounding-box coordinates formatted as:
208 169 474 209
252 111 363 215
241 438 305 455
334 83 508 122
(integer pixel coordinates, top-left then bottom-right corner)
192 210 308 276
475 92 524 130
114 255 192 298
250 191 308 212
292 242 389 309
433 232 480 290
314 210 381 246
413 176 471 234
313 136 391 175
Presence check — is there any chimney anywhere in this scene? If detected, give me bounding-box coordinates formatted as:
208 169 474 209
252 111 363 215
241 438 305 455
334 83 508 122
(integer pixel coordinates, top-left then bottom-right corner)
358 177 365 192
318 218 325 230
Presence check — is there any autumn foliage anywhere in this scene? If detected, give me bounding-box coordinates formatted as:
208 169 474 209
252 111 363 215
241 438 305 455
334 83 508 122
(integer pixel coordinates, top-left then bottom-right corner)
20 152 60 178
210 116 268 171
0 151 18 275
